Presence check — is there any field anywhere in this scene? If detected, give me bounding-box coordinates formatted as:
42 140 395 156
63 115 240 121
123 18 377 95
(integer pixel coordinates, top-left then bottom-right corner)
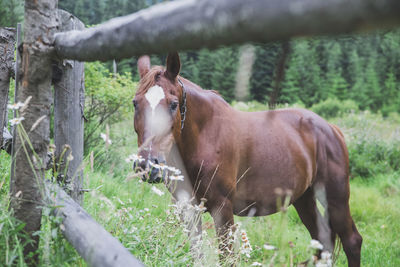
1 105 400 266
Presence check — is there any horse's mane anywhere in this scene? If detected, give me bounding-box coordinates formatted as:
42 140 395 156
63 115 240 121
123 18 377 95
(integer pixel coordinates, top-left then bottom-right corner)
137 66 225 101
137 66 164 95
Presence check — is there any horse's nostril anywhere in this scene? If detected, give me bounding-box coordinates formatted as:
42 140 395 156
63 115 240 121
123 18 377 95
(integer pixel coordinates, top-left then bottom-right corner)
151 157 159 164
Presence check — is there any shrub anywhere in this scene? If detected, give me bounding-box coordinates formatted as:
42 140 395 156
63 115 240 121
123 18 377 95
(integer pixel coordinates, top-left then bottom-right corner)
311 98 359 119
84 62 136 154
334 111 400 178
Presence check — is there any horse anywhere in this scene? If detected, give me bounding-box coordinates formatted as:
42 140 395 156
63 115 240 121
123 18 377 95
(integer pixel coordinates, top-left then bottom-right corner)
132 52 362 266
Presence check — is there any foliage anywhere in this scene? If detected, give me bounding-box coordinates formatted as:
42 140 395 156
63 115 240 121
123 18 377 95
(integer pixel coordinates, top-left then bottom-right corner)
1 102 400 266
84 61 136 154
332 111 400 179
58 0 147 25
0 156 33 266
310 98 359 119
0 0 23 27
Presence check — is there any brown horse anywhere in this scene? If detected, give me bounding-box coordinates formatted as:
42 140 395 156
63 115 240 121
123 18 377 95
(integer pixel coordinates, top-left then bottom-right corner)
132 52 362 266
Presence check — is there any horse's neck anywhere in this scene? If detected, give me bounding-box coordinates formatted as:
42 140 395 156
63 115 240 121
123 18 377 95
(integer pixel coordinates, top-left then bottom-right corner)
175 84 228 157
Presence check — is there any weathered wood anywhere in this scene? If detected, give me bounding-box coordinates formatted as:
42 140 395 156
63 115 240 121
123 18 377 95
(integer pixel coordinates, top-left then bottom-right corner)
9 23 21 191
9 0 58 263
54 10 85 204
54 0 400 61
45 180 144 267
0 27 15 148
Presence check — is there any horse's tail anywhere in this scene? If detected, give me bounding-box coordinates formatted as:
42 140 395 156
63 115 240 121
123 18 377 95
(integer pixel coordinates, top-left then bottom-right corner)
329 123 350 174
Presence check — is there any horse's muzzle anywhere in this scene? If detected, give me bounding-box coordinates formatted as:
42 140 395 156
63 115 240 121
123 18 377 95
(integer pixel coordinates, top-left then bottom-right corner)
133 158 166 184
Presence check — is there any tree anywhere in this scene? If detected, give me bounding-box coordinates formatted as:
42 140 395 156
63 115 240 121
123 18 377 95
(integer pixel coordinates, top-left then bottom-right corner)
0 0 23 27
249 43 280 102
210 47 238 101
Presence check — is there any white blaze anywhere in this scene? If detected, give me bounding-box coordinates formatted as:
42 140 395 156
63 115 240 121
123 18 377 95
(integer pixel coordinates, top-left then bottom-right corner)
145 85 169 138
145 85 165 113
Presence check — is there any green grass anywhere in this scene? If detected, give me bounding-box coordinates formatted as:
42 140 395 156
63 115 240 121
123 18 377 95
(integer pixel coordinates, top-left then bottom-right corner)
1 107 400 266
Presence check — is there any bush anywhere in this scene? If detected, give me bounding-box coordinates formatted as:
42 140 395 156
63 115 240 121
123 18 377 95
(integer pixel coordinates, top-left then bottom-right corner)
311 98 359 119
333 111 400 178
84 62 136 154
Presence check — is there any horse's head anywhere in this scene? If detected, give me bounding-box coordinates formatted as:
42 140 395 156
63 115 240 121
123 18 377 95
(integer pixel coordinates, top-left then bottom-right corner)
133 52 184 183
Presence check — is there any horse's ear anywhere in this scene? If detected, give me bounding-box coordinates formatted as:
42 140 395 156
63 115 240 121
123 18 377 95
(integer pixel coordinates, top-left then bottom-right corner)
166 52 180 81
138 55 151 78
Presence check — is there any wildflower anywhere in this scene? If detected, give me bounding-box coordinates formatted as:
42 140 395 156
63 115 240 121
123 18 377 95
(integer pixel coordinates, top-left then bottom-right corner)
9 117 25 126
144 208 150 212
125 153 144 163
263 243 276 250
251 262 263 266
100 132 112 145
309 239 324 250
67 153 74 161
151 186 164 196
240 230 252 258
167 166 181 175
7 102 24 110
169 175 184 181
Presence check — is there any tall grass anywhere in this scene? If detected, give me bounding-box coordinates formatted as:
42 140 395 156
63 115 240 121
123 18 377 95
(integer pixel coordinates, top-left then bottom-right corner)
1 104 399 266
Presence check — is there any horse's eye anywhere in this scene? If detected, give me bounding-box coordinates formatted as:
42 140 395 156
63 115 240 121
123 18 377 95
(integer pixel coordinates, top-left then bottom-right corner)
170 101 178 111
133 99 138 108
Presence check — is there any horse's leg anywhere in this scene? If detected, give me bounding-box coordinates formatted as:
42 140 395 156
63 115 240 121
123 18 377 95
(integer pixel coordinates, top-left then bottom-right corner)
325 178 362 267
293 186 335 253
168 178 203 260
210 198 235 261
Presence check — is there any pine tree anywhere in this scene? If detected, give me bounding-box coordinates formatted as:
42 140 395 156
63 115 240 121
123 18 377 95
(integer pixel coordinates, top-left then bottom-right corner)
249 43 280 102
210 47 238 102
196 49 216 90
0 0 23 27
323 41 349 100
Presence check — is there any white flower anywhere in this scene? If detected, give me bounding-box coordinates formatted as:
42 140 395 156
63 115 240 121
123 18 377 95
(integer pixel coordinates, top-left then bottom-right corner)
321 251 332 261
9 117 25 126
100 133 112 145
167 166 181 175
125 153 144 163
67 153 74 161
169 175 184 181
144 208 149 212
251 262 263 266
309 239 324 250
148 161 162 169
240 230 252 257
7 102 24 110
151 186 164 196
263 244 276 250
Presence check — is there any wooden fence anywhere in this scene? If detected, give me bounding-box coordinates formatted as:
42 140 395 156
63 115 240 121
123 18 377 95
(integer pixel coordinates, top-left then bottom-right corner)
1 0 400 266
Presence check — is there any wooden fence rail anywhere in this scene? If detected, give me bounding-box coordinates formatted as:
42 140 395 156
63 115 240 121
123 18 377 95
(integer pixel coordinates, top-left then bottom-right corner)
54 0 400 62
45 180 144 267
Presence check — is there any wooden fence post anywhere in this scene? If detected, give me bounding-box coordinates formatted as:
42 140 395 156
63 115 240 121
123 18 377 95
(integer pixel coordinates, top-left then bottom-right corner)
0 27 15 149
54 10 85 204
9 0 58 263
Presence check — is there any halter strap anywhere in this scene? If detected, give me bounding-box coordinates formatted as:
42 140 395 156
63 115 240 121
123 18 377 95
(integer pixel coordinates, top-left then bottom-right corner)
178 78 187 131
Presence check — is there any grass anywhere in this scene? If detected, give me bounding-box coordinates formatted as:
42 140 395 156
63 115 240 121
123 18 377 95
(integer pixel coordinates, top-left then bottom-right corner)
0 107 400 266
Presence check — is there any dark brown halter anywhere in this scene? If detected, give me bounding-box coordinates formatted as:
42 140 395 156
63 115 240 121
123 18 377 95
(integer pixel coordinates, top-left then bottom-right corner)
178 78 187 131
